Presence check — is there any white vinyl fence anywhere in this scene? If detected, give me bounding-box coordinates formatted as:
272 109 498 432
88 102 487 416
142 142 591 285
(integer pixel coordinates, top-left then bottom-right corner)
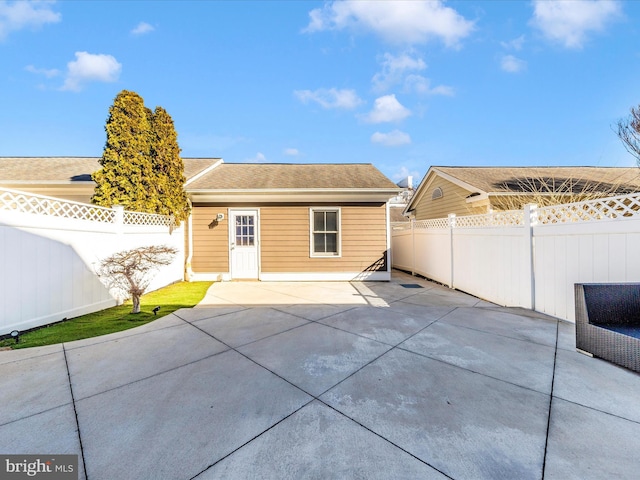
392 193 640 322
0 188 184 335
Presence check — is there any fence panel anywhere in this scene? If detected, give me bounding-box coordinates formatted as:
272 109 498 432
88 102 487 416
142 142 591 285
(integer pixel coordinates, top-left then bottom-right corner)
533 217 640 322
452 226 530 308
414 228 451 285
390 229 413 273
391 193 640 323
0 188 183 335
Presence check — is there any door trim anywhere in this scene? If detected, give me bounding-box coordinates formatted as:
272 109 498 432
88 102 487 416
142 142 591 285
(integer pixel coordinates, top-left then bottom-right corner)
228 208 260 279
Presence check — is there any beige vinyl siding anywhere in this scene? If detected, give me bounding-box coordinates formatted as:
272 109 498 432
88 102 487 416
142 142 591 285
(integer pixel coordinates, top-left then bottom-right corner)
189 203 388 275
413 177 489 220
190 206 229 272
261 204 387 273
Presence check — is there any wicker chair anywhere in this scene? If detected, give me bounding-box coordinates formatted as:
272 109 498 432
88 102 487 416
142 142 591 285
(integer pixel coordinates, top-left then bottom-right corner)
575 283 640 373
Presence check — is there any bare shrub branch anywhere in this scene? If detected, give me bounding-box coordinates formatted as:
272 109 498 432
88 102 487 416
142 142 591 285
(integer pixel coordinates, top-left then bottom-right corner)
97 245 177 313
490 172 635 211
616 105 640 165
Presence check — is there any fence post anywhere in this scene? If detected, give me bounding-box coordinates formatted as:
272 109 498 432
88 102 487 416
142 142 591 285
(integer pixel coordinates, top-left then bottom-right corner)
411 219 415 276
112 205 124 236
448 213 456 288
524 204 538 310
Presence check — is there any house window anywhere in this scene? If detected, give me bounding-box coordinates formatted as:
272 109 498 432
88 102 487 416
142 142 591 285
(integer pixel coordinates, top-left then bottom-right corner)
432 187 443 200
310 208 340 257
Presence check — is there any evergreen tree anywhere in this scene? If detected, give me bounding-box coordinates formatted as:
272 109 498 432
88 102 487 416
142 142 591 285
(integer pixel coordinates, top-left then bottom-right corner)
149 106 190 222
92 90 155 212
92 90 190 223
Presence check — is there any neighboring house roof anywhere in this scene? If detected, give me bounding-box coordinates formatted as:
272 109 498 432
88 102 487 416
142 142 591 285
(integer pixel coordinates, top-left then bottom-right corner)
434 166 640 194
0 157 220 185
407 165 640 215
187 162 400 202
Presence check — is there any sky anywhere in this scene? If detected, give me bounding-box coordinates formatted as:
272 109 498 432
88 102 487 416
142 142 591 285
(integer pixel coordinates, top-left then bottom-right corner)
2 0 640 183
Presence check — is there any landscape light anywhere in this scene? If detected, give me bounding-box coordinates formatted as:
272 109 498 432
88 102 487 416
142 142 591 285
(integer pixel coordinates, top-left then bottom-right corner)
10 330 20 344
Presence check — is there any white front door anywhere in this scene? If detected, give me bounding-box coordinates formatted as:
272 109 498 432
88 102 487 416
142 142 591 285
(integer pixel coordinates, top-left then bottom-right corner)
229 209 259 279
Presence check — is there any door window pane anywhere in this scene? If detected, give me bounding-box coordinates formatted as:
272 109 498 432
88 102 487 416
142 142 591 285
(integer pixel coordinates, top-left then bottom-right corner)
235 215 255 247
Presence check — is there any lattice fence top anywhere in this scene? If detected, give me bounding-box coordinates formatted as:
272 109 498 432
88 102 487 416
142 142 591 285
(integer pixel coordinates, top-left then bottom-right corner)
124 210 175 227
455 210 524 228
0 188 115 223
537 192 640 224
0 187 174 227
415 218 450 229
408 211 523 230
397 192 640 231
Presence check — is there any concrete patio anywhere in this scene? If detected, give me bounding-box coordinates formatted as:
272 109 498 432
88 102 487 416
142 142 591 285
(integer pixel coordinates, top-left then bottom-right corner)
1 270 639 479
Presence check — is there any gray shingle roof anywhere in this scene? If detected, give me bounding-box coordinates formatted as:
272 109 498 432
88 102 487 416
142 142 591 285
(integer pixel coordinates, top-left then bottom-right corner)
0 157 219 184
435 166 640 194
187 163 398 190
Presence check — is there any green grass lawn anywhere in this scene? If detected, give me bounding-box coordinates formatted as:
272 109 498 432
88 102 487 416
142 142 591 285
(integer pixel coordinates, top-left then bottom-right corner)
0 281 213 350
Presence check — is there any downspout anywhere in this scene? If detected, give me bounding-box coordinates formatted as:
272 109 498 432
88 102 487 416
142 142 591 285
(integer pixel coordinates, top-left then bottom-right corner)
386 201 392 279
524 204 537 310
185 198 194 281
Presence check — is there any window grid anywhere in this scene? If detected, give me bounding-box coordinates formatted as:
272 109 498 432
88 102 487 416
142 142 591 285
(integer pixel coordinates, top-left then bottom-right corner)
235 215 255 246
311 209 340 256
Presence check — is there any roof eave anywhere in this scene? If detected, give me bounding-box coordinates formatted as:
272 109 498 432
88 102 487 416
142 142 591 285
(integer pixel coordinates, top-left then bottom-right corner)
188 188 400 203
405 167 489 214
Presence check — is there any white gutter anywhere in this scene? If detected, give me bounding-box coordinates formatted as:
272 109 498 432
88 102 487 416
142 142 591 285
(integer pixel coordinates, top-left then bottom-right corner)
187 188 401 204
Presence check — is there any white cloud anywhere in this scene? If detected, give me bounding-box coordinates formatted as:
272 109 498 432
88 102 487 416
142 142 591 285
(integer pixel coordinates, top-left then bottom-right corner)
501 55 527 73
372 52 426 92
246 152 267 163
283 148 299 156
371 130 411 147
304 0 474 47
361 94 411 123
294 88 363 110
131 21 154 35
25 64 59 78
427 84 456 96
392 165 422 182
404 74 454 96
0 0 61 40
372 52 453 96
61 52 122 92
501 34 525 51
530 0 622 49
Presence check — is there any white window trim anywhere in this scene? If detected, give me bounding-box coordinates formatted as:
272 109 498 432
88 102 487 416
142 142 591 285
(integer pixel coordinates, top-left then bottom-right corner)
309 207 341 258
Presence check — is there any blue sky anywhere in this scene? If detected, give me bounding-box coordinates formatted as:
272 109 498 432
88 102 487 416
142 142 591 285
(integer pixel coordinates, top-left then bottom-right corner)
2 0 640 183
